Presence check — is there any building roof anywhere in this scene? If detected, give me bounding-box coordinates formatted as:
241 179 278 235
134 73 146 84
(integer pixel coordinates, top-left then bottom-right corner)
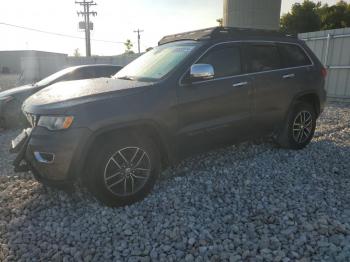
0 50 67 56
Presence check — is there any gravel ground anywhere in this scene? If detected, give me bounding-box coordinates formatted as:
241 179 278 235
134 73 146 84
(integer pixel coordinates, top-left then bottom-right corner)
0 103 349 262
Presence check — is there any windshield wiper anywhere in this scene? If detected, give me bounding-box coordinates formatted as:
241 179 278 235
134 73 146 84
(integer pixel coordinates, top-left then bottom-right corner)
117 76 135 81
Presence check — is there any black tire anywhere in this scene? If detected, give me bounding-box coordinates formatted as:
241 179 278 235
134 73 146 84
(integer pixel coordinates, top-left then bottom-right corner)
85 132 160 207
277 102 316 150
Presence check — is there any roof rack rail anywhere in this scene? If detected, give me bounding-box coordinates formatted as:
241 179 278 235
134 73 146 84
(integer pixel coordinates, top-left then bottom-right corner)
158 27 294 45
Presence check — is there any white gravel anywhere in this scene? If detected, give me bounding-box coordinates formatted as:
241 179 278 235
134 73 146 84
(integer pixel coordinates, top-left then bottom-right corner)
0 103 349 261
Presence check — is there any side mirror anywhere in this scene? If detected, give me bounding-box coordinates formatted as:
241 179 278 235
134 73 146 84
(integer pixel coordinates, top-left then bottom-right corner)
190 64 214 81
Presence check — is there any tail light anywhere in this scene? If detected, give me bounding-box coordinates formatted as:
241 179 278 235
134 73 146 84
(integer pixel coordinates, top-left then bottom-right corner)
321 67 327 78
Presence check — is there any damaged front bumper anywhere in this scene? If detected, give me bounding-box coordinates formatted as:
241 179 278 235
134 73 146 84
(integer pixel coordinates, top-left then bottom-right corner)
10 126 92 188
11 128 32 172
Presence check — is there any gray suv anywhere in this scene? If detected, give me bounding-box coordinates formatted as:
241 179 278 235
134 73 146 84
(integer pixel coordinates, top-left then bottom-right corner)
11 27 327 206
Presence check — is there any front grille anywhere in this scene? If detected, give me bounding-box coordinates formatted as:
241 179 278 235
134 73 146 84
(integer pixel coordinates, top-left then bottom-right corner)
25 113 39 127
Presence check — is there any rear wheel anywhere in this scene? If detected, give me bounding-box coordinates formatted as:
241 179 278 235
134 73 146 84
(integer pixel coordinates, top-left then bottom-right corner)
85 133 160 207
277 102 316 150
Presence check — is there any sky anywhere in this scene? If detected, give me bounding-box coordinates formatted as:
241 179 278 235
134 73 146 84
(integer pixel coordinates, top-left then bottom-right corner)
0 0 343 56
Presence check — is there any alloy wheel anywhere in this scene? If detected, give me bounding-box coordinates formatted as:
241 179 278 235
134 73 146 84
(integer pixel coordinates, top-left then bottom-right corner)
292 111 313 144
104 147 151 197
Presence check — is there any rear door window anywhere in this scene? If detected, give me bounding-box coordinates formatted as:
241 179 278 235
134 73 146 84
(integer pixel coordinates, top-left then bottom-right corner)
77 67 97 79
198 44 242 78
243 44 281 73
278 44 312 68
63 68 92 81
95 66 120 78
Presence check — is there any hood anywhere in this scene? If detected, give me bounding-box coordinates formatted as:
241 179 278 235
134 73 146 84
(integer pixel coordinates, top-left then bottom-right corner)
23 78 154 113
0 84 37 98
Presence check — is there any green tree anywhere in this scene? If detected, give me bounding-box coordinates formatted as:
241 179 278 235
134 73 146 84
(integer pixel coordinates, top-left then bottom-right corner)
318 1 350 30
124 39 134 54
216 18 223 27
280 0 322 34
281 0 350 34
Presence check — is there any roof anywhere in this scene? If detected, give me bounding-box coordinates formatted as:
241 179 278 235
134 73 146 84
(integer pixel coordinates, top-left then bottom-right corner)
69 64 122 69
0 50 67 56
158 27 295 45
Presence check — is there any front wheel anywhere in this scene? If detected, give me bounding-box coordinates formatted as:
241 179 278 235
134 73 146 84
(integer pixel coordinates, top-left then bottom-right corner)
85 133 161 207
276 102 317 150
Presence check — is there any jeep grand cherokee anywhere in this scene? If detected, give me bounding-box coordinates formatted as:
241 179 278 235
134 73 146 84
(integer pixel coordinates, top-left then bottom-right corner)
11 27 327 206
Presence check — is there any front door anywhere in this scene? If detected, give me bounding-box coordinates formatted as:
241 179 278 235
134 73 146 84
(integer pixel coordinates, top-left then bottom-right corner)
176 43 253 158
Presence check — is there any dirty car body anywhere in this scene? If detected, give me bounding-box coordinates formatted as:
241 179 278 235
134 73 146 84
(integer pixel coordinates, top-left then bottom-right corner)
11 27 327 206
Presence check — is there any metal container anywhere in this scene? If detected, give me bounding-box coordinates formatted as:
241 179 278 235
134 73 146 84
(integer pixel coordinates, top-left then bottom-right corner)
223 0 282 30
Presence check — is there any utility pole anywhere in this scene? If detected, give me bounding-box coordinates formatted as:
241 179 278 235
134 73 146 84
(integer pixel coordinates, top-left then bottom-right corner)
133 29 144 54
75 0 97 57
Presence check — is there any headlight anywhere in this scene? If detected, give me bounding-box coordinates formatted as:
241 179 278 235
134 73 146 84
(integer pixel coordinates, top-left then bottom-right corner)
37 116 74 131
0 96 14 103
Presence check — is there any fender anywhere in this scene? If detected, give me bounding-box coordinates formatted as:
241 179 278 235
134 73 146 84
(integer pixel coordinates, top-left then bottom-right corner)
291 91 321 114
273 91 321 137
68 119 176 180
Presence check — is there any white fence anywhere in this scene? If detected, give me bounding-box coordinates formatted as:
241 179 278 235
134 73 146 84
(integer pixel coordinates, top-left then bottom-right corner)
299 28 350 100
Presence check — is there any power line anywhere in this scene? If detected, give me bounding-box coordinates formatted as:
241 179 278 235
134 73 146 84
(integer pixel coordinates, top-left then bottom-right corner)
0 22 124 44
76 0 97 57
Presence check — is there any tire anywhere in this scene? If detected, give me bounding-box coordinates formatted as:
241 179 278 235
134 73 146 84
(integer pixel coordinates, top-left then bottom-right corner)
277 102 316 150
85 132 161 207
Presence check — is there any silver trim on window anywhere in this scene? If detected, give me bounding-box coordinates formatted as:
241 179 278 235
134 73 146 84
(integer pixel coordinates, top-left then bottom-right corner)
179 40 314 86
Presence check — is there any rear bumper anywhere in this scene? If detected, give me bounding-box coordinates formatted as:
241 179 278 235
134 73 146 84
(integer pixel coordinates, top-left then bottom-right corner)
24 126 92 185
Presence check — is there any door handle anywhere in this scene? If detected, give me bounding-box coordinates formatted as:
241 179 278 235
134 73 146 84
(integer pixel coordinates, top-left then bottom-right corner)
233 81 248 87
283 73 295 79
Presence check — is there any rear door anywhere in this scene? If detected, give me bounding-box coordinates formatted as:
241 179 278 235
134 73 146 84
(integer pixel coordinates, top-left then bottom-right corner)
242 42 315 137
242 43 289 136
176 43 253 156
277 42 315 96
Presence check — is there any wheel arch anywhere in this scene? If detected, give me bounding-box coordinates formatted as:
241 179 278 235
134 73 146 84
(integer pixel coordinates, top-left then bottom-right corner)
74 120 174 180
276 92 321 137
293 92 321 117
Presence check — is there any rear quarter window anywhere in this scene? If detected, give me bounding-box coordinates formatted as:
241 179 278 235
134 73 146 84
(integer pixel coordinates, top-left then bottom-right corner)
278 44 312 68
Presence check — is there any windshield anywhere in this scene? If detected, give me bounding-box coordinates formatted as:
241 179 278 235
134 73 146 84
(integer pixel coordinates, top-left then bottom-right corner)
35 67 76 87
114 41 199 82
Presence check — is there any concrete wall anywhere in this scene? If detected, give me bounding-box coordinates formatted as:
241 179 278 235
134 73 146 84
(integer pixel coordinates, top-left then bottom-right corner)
0 74 20 92
66 54 140 67
0 50 141 84
0 51 66 74
19 53 140 84
21 54 67 83
299 28 350 100
223 0 282 30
